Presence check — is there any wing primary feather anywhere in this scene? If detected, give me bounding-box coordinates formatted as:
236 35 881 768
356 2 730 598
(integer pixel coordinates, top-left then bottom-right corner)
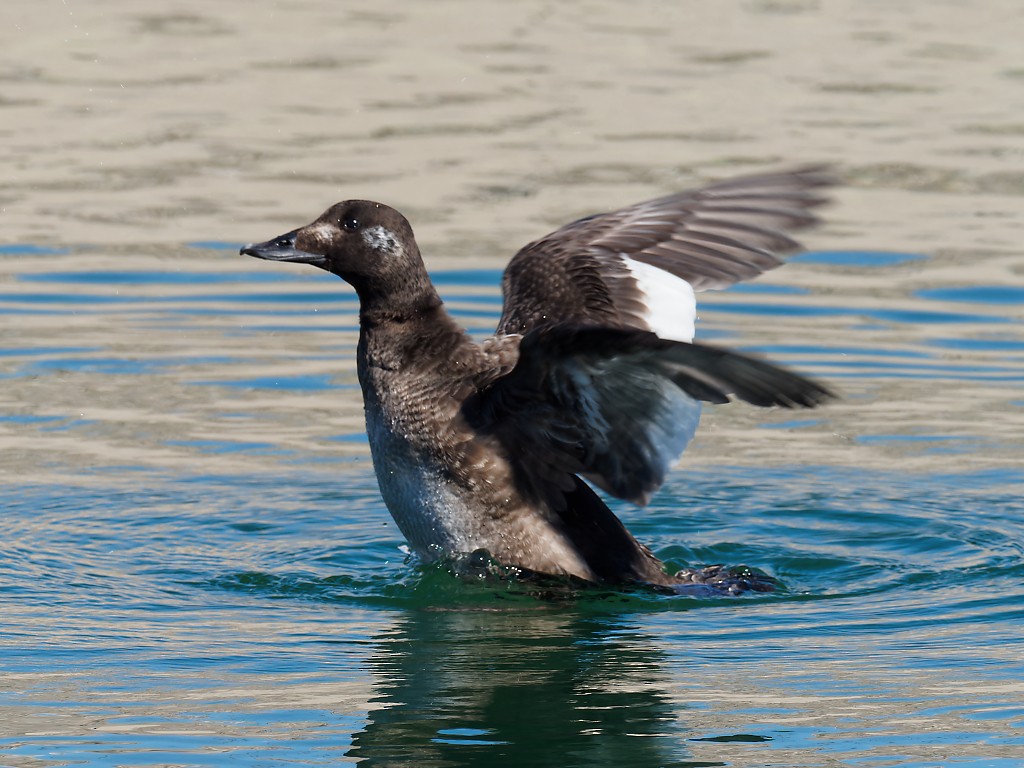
497 165 836 336
465 325 834 507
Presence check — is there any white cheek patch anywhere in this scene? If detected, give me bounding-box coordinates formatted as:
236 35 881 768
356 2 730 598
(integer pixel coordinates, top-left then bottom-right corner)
622 257 697 342
362 225 399 252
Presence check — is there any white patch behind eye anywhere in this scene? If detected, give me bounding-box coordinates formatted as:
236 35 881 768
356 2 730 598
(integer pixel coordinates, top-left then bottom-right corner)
622 257 697 342
363 225 398 252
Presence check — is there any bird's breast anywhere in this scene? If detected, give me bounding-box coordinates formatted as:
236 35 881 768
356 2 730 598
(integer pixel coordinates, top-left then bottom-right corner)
362 392 477 558
360 381 597 579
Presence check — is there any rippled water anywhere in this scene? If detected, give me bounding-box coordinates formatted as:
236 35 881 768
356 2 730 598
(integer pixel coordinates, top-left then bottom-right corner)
3 260 1023 766
4 0 1024 765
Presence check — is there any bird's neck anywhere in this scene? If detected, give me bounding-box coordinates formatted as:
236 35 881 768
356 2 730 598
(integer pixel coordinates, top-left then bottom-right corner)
356 290 472 377
357 282 444 327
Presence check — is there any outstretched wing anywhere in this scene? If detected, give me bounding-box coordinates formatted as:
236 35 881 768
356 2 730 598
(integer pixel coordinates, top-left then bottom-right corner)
463 327 833 507
496 166 833 341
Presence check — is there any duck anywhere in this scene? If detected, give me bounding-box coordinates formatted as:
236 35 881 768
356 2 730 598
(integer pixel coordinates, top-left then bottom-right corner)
241 166 834 593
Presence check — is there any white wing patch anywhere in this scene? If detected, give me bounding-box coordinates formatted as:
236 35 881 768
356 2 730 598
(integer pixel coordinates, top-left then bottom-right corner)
622 257 697 342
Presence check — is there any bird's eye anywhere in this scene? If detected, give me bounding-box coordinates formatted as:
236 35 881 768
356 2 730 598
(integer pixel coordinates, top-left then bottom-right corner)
341 217 359 232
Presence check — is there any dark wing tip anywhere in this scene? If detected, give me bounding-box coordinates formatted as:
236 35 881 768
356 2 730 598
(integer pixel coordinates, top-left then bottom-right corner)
666 341 836 409
701 164 838 194
518 325 836 411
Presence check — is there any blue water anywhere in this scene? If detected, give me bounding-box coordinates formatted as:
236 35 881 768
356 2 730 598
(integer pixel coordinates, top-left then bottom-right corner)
2 250 1024 766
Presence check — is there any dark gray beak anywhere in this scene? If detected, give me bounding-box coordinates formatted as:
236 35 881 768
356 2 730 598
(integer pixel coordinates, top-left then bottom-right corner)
240 230 327 268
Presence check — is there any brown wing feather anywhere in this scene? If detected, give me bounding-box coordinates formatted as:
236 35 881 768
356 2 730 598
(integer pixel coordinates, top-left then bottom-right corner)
496 166 834 337
464 326 834 506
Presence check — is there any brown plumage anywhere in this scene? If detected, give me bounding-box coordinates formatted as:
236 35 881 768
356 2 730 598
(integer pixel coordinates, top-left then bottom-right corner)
241 166 835 593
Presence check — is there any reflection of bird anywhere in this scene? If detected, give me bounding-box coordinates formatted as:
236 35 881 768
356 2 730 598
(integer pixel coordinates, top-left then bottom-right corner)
243 167 834 591
346 609 684 766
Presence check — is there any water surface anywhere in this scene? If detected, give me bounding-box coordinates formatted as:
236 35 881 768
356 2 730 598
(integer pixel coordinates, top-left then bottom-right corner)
3 1 1024 766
